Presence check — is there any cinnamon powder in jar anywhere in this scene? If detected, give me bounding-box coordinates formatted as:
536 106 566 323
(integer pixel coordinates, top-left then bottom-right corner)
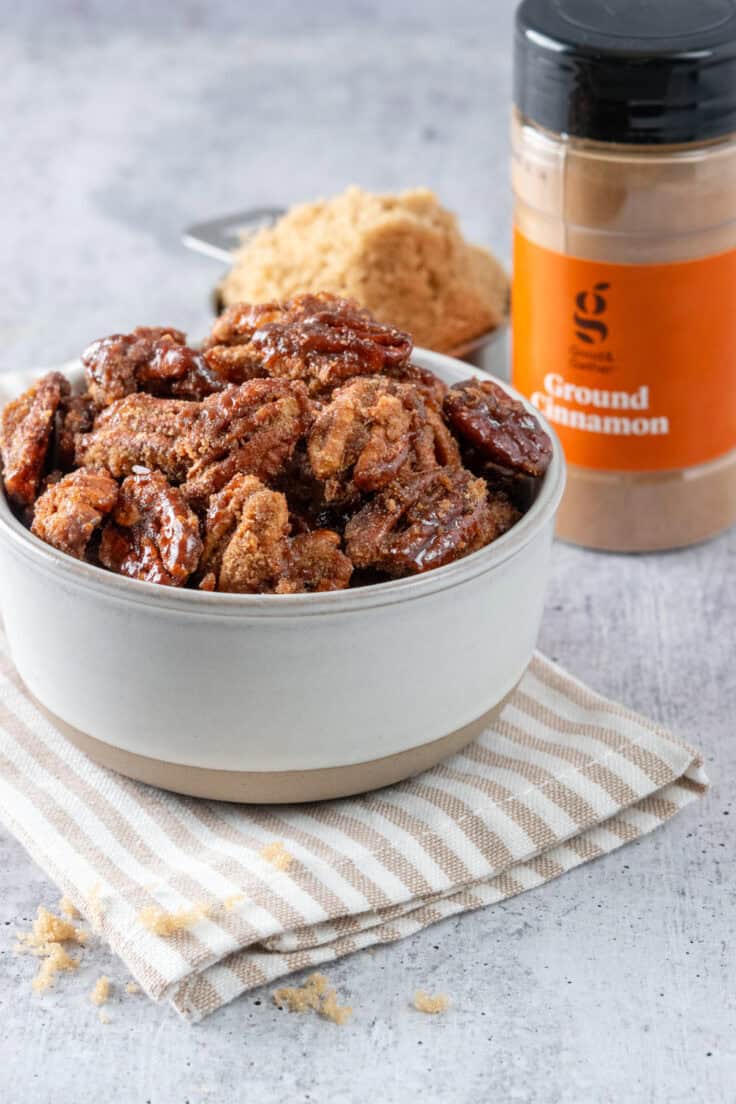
511 0 736 552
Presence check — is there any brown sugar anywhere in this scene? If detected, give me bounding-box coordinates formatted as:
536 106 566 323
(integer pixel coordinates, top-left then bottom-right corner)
260 841 294 872
16 906 88 994
138 902 209 936
125 981 141 995
19 906 87 951
273 973 352 1025
58 895 80 920
32 943 80 994
413 990 451 1015
219 187 509 353
90 975 111 1006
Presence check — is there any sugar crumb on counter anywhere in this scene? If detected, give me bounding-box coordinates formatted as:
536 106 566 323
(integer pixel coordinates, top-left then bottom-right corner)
273 973 352 1025
98 1009 111 1024
90 975 111 1006
32 943 81 994
138 902 209 936
19 906 88 950
413 990 451 1014
58 895 80 920
125 981 141 995
15 906 89 994
260 841 294 872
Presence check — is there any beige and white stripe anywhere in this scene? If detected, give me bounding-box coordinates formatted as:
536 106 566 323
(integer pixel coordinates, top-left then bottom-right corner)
0 633 707 1022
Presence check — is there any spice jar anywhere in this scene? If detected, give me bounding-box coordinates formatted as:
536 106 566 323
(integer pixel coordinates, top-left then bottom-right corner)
511 0 736 552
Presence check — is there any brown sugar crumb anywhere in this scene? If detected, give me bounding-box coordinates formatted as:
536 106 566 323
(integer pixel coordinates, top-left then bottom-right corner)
90 975 111 1006
138 902 209 936
15 906 88 995
98 1009 111 1024
273 973 352 1025
125 981 141 995
31 943 80 994
222 893 246 911
58 896 81 920
413 990 451 1014
260 841 294 872
19 906 87 951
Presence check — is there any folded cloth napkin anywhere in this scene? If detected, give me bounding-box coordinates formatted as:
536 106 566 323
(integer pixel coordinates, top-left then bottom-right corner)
0 631 706 1022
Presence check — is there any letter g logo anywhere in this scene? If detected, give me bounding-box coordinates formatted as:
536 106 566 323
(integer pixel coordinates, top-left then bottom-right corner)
574 282 610 344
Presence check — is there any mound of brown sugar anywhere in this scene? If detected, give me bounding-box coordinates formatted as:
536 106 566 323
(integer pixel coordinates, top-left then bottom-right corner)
219 187 509 353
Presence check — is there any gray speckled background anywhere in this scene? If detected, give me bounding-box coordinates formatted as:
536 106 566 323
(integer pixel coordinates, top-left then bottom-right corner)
0 3 734 1102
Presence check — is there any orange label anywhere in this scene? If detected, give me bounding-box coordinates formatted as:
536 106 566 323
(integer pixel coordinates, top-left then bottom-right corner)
512 230 736 471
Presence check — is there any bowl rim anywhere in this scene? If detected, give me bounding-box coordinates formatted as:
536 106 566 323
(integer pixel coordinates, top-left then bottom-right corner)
0 349 566 618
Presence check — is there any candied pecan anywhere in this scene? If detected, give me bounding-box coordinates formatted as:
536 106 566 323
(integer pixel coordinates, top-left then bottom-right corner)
76 393 199 482
200 474 351 594
203 302 286 384
31 468 118 560
209 293 412 398
278 530 353 594
180 379 312 509
0 371 70 507
402 364 448 412
53 393 96 471
138 342 227 402
99 469 202 586
344 467 519 577
307 376 459 504
82 326 186 406
444 378 552 478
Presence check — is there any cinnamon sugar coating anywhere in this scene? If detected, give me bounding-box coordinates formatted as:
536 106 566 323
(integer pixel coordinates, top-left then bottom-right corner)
0 372 70 507
200 474 351 594
76 393 199 482
32 468 119 560
308 376 459 504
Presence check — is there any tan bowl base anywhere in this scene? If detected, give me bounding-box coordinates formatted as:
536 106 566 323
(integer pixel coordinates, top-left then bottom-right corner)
39 692 514 804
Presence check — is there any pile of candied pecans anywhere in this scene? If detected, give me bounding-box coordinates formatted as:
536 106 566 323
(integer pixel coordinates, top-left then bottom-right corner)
0 294 552 593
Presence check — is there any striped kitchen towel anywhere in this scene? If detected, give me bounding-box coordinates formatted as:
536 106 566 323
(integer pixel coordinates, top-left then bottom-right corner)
0 633 706 1022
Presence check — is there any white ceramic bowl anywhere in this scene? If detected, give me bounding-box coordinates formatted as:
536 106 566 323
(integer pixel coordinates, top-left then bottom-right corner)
0 351 565 802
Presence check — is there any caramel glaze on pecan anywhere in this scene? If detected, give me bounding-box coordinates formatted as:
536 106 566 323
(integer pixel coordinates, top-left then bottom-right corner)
345 467 520 577
99 469 202 587
82 326 227 407
308 376 459 505
204 293 414 398
444 378 552 479
179 378 313 510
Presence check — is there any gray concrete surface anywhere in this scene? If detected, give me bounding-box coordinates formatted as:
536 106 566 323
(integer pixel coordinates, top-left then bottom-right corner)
0 3 734 1102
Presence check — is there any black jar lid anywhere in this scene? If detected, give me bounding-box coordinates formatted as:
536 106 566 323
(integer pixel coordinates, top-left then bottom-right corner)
514 0 736 144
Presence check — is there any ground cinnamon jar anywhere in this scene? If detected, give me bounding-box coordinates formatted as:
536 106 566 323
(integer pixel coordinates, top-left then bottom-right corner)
511 0 736 551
